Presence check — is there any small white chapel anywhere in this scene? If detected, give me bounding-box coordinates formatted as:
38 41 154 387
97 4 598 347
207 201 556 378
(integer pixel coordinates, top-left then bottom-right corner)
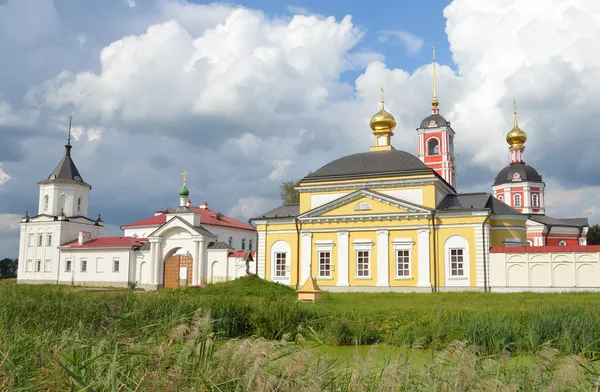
17 121 257 289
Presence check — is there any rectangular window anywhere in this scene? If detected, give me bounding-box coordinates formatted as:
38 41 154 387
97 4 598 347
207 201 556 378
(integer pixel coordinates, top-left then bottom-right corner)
65 259 72 272
96 257 104 273
396 250 411 277
113 258 120 272
318 251 331 278
275 252 287 277
47 234 52 247
44 259 51 272
357 250 370 277
449 249 464 277
35 259 42 272
26 259 33 272
81 259 87 273
38 235 43 247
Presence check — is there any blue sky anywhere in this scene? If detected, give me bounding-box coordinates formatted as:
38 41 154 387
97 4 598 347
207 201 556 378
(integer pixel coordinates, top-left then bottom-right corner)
1 0 599 257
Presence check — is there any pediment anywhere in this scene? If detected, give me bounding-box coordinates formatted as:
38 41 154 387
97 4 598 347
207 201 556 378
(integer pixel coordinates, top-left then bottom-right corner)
148 216 215 239
298 189 432 221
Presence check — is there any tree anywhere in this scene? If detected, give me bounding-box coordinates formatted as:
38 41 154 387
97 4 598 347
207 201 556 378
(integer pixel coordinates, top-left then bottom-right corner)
587 224 600 245
0 258 18 278
279 179 300 205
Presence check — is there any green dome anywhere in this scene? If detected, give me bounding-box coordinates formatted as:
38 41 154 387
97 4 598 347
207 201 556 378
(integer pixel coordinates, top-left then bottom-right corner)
179 186 190 197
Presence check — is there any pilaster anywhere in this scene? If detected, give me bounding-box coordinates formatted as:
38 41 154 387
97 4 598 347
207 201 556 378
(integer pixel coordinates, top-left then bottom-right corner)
417 229 432 288
301 232 312 284
376 230 389 287
337 231 349 286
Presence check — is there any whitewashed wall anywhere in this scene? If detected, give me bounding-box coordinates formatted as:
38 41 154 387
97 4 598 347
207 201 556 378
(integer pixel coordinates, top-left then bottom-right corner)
490 250 600 292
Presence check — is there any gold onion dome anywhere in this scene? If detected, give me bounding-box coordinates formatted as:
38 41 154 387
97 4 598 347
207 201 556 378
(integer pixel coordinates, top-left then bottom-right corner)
506 98 527 148
370 88 396 132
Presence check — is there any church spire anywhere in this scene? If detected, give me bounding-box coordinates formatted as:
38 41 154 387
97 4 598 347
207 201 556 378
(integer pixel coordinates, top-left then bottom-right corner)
506 98 527 163
65 112 74 156
369 87 397 152
432 46 439 115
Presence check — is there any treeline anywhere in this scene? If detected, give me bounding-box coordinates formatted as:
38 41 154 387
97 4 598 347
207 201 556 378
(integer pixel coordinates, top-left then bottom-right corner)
0 258 17 278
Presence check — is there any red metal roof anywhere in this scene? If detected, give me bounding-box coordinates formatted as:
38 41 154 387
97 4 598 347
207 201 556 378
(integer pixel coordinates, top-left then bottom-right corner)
228 251 256 258
59 237 149 249
121 206 255 231
490 245 600 253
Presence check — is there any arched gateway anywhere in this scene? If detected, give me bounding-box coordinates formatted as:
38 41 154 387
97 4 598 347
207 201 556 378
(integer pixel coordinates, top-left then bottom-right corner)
163 255 193 288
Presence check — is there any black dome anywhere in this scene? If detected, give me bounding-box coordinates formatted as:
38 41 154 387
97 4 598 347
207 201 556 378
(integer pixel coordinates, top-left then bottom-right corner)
493 162 543 186
420 114 449 129
303 150 431 182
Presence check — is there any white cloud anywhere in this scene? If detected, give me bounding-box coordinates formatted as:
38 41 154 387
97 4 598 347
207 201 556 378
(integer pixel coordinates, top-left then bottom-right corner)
0 166 10 188
268 159 292 181
228 196 277 220
378 30 424 55
0 214 21 234
287 5 310 15
126 0 136 8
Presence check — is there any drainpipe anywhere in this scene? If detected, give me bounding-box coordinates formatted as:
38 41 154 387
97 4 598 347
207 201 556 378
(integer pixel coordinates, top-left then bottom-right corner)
482 210 493 292
431 210 438 292
294 218 300 289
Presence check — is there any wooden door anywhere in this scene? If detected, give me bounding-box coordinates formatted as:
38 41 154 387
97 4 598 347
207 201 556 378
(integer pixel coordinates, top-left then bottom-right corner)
163 255 193 288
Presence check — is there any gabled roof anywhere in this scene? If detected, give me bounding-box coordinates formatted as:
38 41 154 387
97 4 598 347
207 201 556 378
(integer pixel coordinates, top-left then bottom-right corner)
147 216 217 238
528 215 589 228
59 237 148 249
39 144 90 188
208 241 231 249
122 205 255 231
228 251 255 260
437 193 522 215
254 204 300 219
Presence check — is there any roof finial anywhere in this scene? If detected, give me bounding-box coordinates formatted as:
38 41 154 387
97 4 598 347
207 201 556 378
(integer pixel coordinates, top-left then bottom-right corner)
380 87 385 109
432 46 439 113
67 112 74 146
513 97 518 127
182 169 188 187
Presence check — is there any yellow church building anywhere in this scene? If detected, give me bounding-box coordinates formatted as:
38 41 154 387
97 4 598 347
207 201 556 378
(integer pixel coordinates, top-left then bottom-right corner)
253 60 529 292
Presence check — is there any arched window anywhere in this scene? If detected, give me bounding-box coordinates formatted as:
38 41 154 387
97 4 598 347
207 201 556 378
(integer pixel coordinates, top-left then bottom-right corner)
44 195 49 212
228 236 233 247
498 195 504 202
427 138 440 155
77 197 82 213
559 240 567 246
249 239 253 251
532 194 539 207
514 194 522 208
526 240 533 247
241 238 246 250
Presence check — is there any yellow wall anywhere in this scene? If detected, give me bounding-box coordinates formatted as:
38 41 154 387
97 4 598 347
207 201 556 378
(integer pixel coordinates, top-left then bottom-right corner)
490 228 527 247
321 196 407 216
264 232 299 286
387 229 419 287
433 226 478 288
310 232 339 286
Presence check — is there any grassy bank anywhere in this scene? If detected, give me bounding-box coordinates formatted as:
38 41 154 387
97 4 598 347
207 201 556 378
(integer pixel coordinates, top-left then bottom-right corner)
1 277 600 389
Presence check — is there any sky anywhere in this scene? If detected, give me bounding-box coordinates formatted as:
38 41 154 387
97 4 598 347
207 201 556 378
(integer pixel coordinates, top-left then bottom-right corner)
1 0 600 258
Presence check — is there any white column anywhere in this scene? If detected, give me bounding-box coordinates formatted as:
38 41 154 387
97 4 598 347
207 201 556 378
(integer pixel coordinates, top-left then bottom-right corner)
376 230 389 287
257 230 266 278
417 229 432 288
198 238 207 283
149 241 156 284
152 239 162 286
301 232 312 283
337 231 349 286
17 227 26 280
193 239 200 285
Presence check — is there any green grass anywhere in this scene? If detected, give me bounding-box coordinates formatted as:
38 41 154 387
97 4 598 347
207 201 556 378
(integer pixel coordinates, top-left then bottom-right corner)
2 277 600 390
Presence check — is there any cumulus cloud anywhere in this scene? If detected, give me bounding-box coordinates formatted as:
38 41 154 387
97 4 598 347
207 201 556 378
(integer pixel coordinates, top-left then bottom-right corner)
1 0 600 259
0 166 10 187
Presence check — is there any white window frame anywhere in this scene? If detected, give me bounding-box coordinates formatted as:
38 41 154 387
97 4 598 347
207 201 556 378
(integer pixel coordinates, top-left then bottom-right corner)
26 259 33 272
65 259 72 273
270 240 291 282
427 137 440 156
38 235 43 247
559 240 567 246
444 235 470 287
498 195 504 202
47 234 52 247
81 259 88 273
44 259 51 272
449 248 466 278
393 239 414 280
514 194 522 208
274 252 287 278
35 259 42 272
532 194 539 207
315 241 334 279
241 238 246 250
77 197 82 213
354 201 372 211
113 258 120 273
353 240 373 279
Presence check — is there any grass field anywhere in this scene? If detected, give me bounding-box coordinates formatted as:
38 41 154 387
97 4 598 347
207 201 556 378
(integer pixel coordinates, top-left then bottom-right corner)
1 277 600 390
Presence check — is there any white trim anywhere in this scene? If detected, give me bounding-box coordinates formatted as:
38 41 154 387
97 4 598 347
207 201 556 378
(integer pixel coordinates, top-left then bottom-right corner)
490 226 527 231
392 238 415 248
376 230 389 286
394 248 413 280
337 231 349 286
353 241 373 279
301 233 312 284
444 236 470 287
297 177 454 195
317 249 333 279
270 240 291 284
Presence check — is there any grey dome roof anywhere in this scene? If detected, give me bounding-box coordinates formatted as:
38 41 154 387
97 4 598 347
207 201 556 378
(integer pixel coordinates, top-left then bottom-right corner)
303 150 431 182
493 162 543 186
41 144 89 187
420 114 449 129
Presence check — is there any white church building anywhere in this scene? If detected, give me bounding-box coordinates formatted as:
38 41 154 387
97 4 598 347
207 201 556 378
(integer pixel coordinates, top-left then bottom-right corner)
17 134 256 290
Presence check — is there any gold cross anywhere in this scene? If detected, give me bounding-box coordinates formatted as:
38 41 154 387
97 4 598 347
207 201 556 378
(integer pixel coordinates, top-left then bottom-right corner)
380 87 384 104
182 170 188 186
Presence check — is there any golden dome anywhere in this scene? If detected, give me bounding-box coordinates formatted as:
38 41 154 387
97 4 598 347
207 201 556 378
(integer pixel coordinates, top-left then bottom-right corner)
507 98 527 148
370 88 396 133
